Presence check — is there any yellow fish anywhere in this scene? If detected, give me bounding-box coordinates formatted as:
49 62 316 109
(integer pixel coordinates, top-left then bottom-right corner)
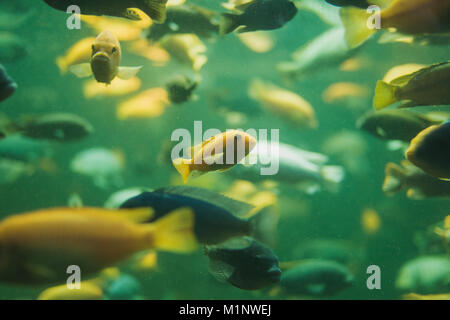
69 31 142 85
38 282 104 300
322 82 369 104
117 88 170 120
55 37 96 74
0 206 196 284
341 0 450 48
249 79 318 129
403 292 450 300
83 77 142 99
172 130 257 183
361 208 381 235
159 34 207 72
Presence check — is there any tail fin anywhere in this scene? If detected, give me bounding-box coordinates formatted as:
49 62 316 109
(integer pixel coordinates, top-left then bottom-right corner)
56 57 67 74
320 165 345 192
373 80 397 110
249 205 279 248
141 0 168 24
382 163 406 194
219 13 241 35
340 7 377 48
172 158 191 184
150 207 197 253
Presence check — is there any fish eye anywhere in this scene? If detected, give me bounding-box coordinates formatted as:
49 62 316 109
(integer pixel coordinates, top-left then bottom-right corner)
112 47 117 54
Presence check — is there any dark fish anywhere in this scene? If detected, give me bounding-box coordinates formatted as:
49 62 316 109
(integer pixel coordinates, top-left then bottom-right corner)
0 64 17 103
42 0 169 23
147 4 219 41
0 135 51 163
279 259 353 297
357 110 442 142
0 32 27 63
120 186 278 246
324 0 370 8
205 237 281 290
383 160 450 199
406 122 450 179
18 113 94 142
219 0 297 35
166 75 197 104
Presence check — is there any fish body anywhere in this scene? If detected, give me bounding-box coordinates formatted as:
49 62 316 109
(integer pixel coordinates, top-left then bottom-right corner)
172 130 257 183
219 0 297 35
0 135 51 163
406 123 450 179
277 27 358 79
230 142 344 191
38 282 104 300
205 237 281 290
0 64 17 103
18 113 93 142
249 79 318 129
341 0 450 48
396 255 450 294
383 160 450 199
159 34 207 71
0 206 196 284
69 31 142 84
279 259 354 296
357 110 441 141
42 0 169 23
166 76 198 104
120 186 277 246
56 37 95 74
325 0 370 8
105 274 141 300
148 4 219 41
373 61 450 110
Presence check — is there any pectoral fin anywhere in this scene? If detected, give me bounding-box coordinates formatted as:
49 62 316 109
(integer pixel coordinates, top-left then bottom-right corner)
69 63 93 78
117 66 143 80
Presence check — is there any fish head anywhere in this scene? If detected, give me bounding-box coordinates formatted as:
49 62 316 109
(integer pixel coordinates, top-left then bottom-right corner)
281 1 297 23
90 31 121 83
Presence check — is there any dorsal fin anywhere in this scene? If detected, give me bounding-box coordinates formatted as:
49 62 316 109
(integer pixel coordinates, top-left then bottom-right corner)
154 186 254 217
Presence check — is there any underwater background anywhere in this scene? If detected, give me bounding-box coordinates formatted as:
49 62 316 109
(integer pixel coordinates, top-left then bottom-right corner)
0 0 449 300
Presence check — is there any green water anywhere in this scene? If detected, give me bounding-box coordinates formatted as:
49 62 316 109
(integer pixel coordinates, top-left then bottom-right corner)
0 0 449 300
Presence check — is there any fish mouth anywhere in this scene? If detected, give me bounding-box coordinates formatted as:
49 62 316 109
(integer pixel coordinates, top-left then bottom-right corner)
92 52 111 63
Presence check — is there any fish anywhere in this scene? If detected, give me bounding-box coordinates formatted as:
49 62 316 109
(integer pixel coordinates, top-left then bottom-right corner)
12 113 94 142
357 110 443 142
116 87 170 120
278 259 354 297
166 75 198 104
248 79 318 129
341 0 450 48
0 32 27 63
0 64 17 103
0 135 51 163
159 33 208 72
147 4 219 41
405 122 450 180
0 206 196 284
396 255 450 294
104 187 151 209
56 37 96 75
120 186 279 246
322 82 369 106
42 0 169 23
69 31 142 85
70 148 125 189
373 61 450 110
83 77 142 99
277 28 358 80
381 63 426 83
127 39 170 65
204 237 281 290
229 142 345 193
38 282 104 300
236 31 275 53
79 8 152 41
382 160 450 199
219 0 297 35
172 130 257 183
0 158 34 186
